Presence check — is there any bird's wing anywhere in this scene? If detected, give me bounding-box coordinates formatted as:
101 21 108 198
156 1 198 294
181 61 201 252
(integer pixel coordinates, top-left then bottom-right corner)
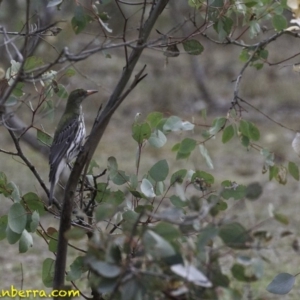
49 117 79 181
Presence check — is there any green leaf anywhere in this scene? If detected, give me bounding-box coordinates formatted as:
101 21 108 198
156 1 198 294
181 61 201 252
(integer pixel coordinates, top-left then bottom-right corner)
163 116 194 132
55 84 68 98
107 190 125 206
249 20 260 38
170 195 187 208
269 165 279 180
231 264 257 282
192 170 214 184
241 135 250 147
259 49 268 60
48 231 58 252
71 6 87 34
267 273 295 295
222 124 235 143
221 183 246 200
22 192 46 216
288 161 299 181
30 211 39 232
199 144 214 169
208 117 227 135
24 56 44 71
89 261 121 278
182 39 204 55
5 225 22 244
0 171 11 197
272 14 287 31
8 203 27 234
244 1 257 7
132 122 151 143
219 222 252 249
170 169 187 185
65 227 86 240
19 229 33 253
153 222 181 240
0 215 8 241
13 82 25 98
95 203 115 221
87 159 100 174
239 120 249 137
178 138 197 154
135 204 154 213
197 225 219 251
37 128 53 147
7 181 21 202
248 122 260 141
245 182 263 200
65 68 76 77
66 256 88 281
122 210 139 224
188 0 202 8
42 258 55 287
239 49 250 62
143 230 176 258
111 170 129 185
274 212 289 225
148 129 167 148
149 159 169 182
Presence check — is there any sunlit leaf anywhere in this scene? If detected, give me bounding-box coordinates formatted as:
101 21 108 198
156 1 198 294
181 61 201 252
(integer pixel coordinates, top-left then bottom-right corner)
171 264 212 287
148 129 167 148
199 144 214 169
141 178 156 198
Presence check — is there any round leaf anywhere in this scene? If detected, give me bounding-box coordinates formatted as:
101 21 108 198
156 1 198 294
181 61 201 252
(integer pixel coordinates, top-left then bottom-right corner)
148 129 167 148
141 178 156 198
19 229 33 253
267 273 295 295
148 159 169 182
8 203 27 234
182 39 204 55
42 258 55 287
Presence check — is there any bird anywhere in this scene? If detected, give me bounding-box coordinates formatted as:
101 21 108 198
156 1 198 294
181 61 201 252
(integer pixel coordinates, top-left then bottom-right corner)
49 89 98 207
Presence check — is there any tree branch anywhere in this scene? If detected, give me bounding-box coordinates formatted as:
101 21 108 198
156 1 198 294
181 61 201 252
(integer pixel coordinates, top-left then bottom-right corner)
53 0 170 290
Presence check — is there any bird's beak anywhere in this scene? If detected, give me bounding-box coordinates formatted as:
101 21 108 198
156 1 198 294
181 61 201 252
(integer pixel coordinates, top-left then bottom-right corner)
86 90 98 96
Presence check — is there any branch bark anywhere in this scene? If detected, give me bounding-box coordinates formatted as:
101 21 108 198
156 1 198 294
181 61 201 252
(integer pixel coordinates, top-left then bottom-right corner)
53 0 170 291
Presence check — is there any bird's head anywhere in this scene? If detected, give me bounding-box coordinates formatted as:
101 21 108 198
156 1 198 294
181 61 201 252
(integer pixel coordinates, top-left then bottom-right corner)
68 89 98 106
